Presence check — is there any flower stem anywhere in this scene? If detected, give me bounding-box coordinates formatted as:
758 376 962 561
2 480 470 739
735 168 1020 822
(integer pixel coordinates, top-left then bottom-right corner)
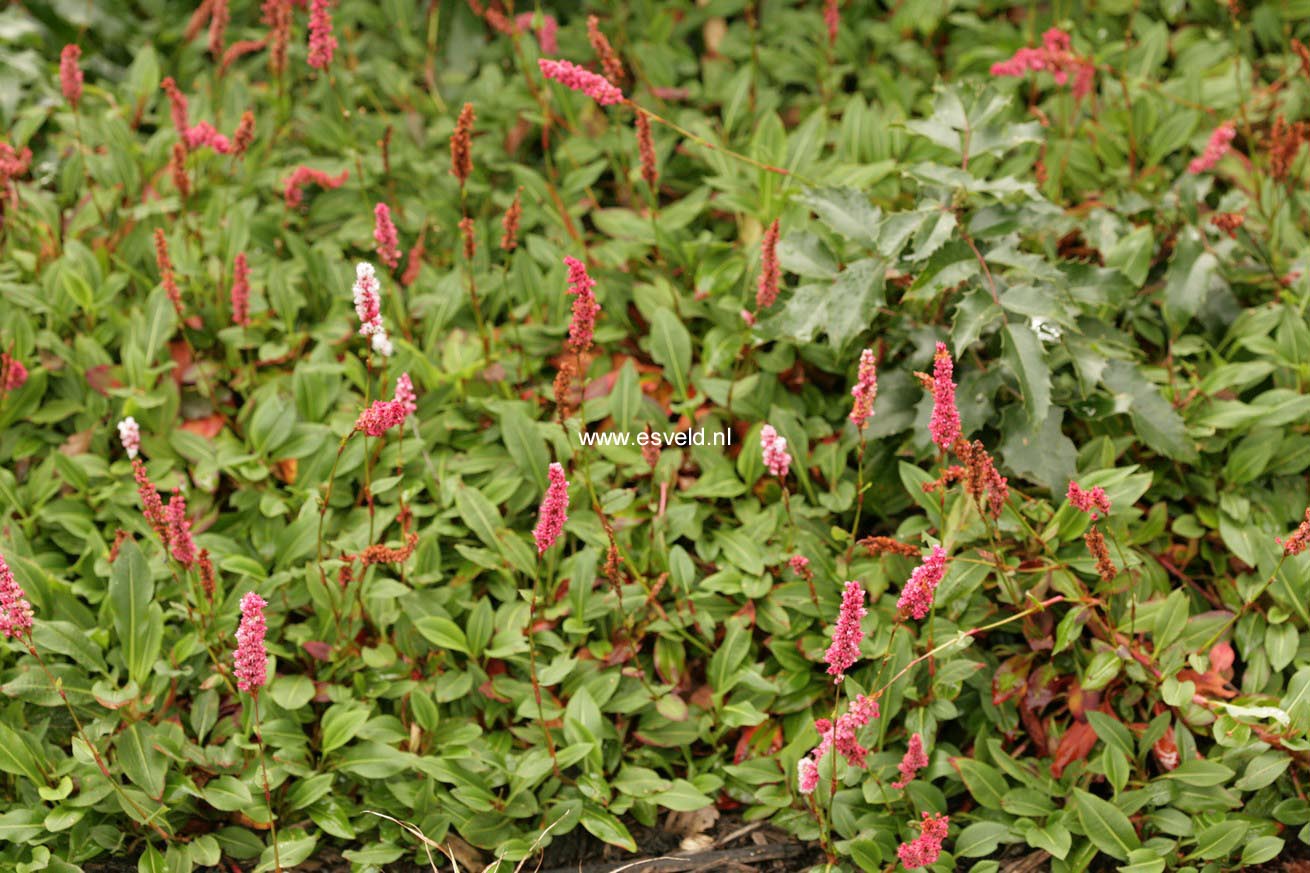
251 692 281 873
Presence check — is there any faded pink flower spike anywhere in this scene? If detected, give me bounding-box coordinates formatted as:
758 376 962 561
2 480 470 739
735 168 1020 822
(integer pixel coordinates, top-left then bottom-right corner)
307 0 338 71
760 424 792 479
161 77 190 140
352 262 392 356
897 813 950 870
849 348 878 429
825 580 866 681
515 12 559 54
374 203 400 269
231 252 251 327
1189 122 1236 175
282 166 348 208
60 45 83 109
1278 508 1310 557
533 462 570 554
897 545 949 620
928 342 960 450
756 219 780 311
354 399 406 437
166 491 198 568
234 591 268 693
118 417 141 460
804 692 879 785
1067 480 1111 520
892 734 928 788
564 256 600 354
823 0 839 46
209 0 230 57
538 58 625 105
0 553 34 640
394 373 417 418
797 757 819 794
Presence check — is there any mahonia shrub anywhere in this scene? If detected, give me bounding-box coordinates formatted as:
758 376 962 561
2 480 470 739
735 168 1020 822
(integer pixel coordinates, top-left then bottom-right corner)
2 1 1310 872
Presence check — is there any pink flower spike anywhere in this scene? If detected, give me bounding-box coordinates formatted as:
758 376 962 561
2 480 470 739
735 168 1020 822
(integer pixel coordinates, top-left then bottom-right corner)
824 580 866 681
1188 122 1236 175
756 219 780 311
133 458 170 546
538 58 625 105
307 0 338 71
230 252 251 327
373 203 400 269
166 491 198 569
564 256 600 354
234 591 268 693
849 348 878 429
394 373 417 418
354 400 406 437
928 342 960 450
760 424 792 479
533 462 570 554
118 417 141 460
0 553 34 640
892 734 928 788
60 45 83 109
897 545 949 620
1067 480 1111 520
1 354 27 392
897 812 950 869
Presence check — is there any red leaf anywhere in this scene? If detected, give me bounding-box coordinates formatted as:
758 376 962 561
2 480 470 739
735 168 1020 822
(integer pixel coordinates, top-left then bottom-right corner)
992 654 1031 706
85 364 122 396
180 414 224 439
1050 720 1098 778
1209 641 1234 675
302 641 332 661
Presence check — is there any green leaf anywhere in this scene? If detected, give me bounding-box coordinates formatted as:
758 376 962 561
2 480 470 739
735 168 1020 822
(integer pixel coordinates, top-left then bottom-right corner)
320 704 371 754
954 821 1009 858
203 776 254 812
650 779 714 812
109 540 161 685
499 403 549 495
116 723 167 801
648 309 692 400
1106 225 1154 288
1240 836 1286 866
0 722 43 784
32 621 107 673
454 483 504 552
1102 361 1195 461
580 806 637 852
796 186 880 246
1189 819 1248 860
1002 322 1051 428
956 759 1007 810
415 616 470 655
1025 822 1071 860
1235 752 1291 791
1073 788 1141 861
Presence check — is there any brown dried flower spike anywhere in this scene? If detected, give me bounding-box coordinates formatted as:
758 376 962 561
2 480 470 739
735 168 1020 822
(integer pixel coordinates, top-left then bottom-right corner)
451 103 475 185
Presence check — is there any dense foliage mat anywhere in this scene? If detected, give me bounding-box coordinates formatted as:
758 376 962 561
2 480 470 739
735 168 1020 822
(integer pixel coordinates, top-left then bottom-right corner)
3 0 1310 871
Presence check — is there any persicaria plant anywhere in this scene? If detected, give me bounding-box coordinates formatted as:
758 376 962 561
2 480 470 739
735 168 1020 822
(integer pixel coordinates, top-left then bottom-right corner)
3 4 1310 873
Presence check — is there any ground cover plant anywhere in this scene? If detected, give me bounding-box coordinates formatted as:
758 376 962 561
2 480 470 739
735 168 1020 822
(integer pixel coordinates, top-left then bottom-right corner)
4 0 1310 871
